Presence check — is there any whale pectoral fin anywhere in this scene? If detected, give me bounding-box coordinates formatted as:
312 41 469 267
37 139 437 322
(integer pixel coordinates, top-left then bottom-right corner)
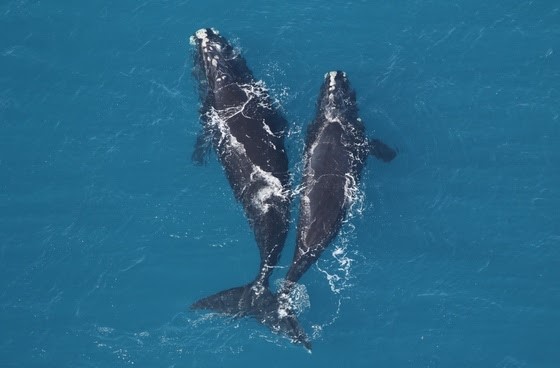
368 139 398 162
192 127 212 165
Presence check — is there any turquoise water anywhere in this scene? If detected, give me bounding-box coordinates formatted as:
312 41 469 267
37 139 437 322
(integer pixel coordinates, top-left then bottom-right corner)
1 1 559 367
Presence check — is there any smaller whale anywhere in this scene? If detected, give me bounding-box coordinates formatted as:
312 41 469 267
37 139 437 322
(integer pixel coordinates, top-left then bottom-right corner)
279 71 397 299
188 28 310 350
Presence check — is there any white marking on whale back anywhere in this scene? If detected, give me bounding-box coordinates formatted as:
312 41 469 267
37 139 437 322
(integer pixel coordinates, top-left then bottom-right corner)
299 192 312 230
262 120 275 136
193 31 286 216
343 172 358 208
204 79 287 215
195 28 221 49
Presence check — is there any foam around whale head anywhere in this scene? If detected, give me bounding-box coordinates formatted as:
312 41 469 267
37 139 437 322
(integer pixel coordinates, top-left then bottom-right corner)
190 27 253 90
317 70 355 118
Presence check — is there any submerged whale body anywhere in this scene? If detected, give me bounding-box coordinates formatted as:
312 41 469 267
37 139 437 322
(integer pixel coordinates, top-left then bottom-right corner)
189 28 310 350
280 71 397 297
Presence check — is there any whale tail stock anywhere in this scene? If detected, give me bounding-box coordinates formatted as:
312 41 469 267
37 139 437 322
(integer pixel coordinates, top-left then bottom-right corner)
191 283 312 351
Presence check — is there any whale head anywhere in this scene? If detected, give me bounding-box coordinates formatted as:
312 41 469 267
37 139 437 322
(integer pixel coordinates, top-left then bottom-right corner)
317 71 359 122
190 28 252 91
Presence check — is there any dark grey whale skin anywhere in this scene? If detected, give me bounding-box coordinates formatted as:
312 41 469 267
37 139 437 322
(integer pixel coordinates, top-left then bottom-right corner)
189 28 310 350
281 71 397 294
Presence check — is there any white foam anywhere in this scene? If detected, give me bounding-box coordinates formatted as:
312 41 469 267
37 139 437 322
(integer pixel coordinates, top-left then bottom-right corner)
277 305 289 318
227 129 246 155
332 247 344 257
316 244 355 295
343 172 358 208
250 165 287 214
251 283 265 296
274 279 310 316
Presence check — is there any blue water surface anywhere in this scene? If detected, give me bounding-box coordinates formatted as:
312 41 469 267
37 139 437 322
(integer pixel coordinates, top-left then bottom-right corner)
1 1 559 367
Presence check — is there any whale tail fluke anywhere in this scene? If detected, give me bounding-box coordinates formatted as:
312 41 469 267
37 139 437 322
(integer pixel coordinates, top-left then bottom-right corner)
191 285 250 314
191 283 311 351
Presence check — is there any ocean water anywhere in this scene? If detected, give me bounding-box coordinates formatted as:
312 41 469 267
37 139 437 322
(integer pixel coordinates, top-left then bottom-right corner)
1 0 559 367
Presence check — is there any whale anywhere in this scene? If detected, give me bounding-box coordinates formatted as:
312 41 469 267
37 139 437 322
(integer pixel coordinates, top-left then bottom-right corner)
189 28 310 350
279 71 397 299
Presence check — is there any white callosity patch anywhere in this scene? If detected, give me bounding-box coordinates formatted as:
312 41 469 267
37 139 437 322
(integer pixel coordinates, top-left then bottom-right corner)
195 28 210 39
326 71 347 99
194 28 222 71
327 71 347 88
328 71 337 91
323 72 347 120
195 28 209 44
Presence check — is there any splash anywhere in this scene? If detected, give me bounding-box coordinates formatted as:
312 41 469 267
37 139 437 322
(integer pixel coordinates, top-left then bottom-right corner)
345 177 366 220
273 279 311 315
311 297 346 340
89 312 248 362
316 243 355 294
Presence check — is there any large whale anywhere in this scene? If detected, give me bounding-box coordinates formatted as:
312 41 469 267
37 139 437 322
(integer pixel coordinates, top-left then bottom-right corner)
189 28 310 349
279 71 397 300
